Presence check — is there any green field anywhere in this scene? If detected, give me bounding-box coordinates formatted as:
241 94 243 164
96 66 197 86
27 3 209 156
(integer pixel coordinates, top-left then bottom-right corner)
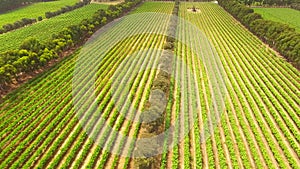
0 0 79 27
131 1 173 13
0 2 299 169
253 8 300 32
0 4 108 52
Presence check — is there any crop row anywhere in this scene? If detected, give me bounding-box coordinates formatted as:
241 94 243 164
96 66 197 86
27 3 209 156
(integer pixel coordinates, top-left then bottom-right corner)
188 2 299 168
0 4 108 52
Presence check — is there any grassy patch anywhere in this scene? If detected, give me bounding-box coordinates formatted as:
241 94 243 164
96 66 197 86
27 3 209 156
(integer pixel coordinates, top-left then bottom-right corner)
253 8 300 32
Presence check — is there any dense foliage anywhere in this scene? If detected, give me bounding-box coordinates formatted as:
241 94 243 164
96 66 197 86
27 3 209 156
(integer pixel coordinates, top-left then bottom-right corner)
135 1 179 168
45 0 90 19
0 3 173 168
219 0 300 68
0 0 78 27
0 0 90 34
291 2 300 10
0 0 55 13
0 4 108 52
0 0 142 88
253 8 300 32
0 2 299 169
238 0 300 6
0 18 37 34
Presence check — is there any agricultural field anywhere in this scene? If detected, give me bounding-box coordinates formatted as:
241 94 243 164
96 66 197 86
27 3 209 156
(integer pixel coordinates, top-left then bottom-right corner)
160 2 300 168
91 0 124 5
253 7 300 32
0 2 174 168
0 0 79 27
0 1 299 169
0 4 108 52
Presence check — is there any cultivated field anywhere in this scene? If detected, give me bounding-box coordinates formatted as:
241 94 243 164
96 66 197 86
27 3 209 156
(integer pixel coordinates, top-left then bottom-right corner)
0 1 299 169
160 2 300 168
0 0 79 27
253 7 300 32
0 4 108 52
0 2 174 169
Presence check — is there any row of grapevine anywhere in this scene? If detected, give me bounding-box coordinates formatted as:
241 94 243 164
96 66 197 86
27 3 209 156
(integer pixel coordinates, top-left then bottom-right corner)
161 2 299 168
179 2 300 168
0 2 299 169
0 2 174 169
0 4 109 52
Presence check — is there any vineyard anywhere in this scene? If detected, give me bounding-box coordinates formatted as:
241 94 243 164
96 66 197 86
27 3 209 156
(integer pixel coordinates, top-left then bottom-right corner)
160 2 300 168
0 1 299 169
0 4 108 52
0 0 79 27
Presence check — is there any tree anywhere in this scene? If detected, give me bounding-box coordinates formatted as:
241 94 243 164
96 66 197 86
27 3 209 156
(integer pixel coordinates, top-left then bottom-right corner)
20 38 44 54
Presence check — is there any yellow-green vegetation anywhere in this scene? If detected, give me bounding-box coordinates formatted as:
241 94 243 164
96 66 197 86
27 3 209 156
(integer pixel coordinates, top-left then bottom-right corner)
131 1 174 14
0 4 108 52
0 0 79 27
0 2 299 169
164 2 299 168
0 2 171 168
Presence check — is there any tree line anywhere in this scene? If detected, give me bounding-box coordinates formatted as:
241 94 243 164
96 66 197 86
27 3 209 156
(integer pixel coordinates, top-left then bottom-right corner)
0 1 91 34
0 0 55 14
291 2 300 10
0 0 142 88
0 18 37 34
134 1 179 169
218 0 300 69
239 0 300 6
45 0 91 19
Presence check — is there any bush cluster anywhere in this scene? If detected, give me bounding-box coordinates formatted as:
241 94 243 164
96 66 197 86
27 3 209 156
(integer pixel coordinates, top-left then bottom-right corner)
0 0 54 14
0 18 37 34
135 1 179 168
0 0 91 34
237 0 298 6
45 0 91 19
291 3 300 10
163 0 179 50
0 0 142 88
219 0 300 68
